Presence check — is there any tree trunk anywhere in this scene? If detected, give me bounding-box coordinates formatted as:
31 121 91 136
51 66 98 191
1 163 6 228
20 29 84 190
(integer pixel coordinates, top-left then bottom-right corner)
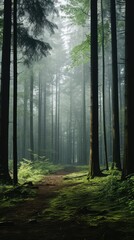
122 1 134 178
0 0 12 182
57 80 60 163
38 72 42 156
82 64 87 164
110 0 121 170
69 78 73 164
51 83 54 162
101 0 108 170
30 70 34 160
22 78 28 158
43 77 47 155
90 0 101 178
13 0 18 185
54 75 59 163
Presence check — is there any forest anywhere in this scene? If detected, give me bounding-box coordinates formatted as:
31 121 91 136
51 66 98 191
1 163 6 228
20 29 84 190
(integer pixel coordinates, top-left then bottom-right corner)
0 0 134 239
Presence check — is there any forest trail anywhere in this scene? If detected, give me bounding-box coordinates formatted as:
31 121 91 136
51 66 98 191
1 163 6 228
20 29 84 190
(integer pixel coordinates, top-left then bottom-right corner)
0 170 77 224
0 170 134 240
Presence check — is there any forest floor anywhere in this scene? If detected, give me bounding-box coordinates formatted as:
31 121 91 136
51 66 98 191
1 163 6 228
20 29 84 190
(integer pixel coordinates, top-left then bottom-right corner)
0 168 134 240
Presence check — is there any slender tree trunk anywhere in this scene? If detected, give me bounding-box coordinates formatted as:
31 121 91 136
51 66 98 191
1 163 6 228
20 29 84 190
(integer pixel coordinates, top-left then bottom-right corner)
0 0 12 182
68 78 73 164
82 64 87 164
38 72 42 156
55 75 58 163
22 78 28 158
44 77 47 154
51 83 54 162
107 61 112 163
101 0 108 170
13 0 18 185
122 1 134 178
30 70 34 160
57 80 60 163
90 0 101 178
110 0 121 170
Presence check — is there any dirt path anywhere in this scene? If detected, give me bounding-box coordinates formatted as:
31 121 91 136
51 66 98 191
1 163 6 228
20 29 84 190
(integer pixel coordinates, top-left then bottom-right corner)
0 170 70 223
0 170 133 240
0 170 85 240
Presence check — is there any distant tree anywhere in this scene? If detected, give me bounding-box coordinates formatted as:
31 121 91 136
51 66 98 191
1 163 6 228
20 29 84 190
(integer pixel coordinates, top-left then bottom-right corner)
38 72 42 156
22 78 28 158
30 70 34 161
43 75 47 156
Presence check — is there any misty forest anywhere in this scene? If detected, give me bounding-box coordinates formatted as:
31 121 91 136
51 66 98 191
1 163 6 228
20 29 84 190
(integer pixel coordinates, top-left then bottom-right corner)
0 0 134 239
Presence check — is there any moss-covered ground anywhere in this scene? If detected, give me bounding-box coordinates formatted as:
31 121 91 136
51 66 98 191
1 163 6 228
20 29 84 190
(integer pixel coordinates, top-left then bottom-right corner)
0 165 133 240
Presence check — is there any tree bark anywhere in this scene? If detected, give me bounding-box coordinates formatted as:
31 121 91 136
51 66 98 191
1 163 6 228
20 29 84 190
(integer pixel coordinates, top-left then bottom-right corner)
101 0 108 170
122 1 134 178
90 0 101 178
0 0 12 182
13 0 18 185
110 0 121 170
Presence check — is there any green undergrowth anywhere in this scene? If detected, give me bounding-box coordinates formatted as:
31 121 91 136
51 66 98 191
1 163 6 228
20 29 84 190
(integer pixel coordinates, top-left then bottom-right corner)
0 161 86 209
0 184 36 209
18 159 88 184
43 170 134 226
101 172 134 214
18 159 65 184
0 160 65 209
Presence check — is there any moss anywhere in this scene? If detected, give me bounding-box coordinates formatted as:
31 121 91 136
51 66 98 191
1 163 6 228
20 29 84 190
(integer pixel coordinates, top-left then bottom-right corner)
42 170 134 231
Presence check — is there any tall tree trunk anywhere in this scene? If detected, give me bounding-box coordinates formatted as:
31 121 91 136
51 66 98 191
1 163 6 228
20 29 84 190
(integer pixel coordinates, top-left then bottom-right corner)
82 64 87 164
38 72 42 156
22 78 28 158
110 0 121 170
51 83 54 162
13 0 18 185
55 75 58 163
43 77 47 155
57 80 60 163
99 94 103 165
0 0 12 182
122 1 134 178
30 70 34 160
101 0 108 170
90 0 101 178
69 78 73 164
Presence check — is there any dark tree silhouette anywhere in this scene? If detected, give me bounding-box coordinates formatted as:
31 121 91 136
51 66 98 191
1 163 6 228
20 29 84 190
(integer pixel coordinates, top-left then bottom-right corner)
90 0 101 178
122 1 134 178
0 0 12 182
110 0 121 170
